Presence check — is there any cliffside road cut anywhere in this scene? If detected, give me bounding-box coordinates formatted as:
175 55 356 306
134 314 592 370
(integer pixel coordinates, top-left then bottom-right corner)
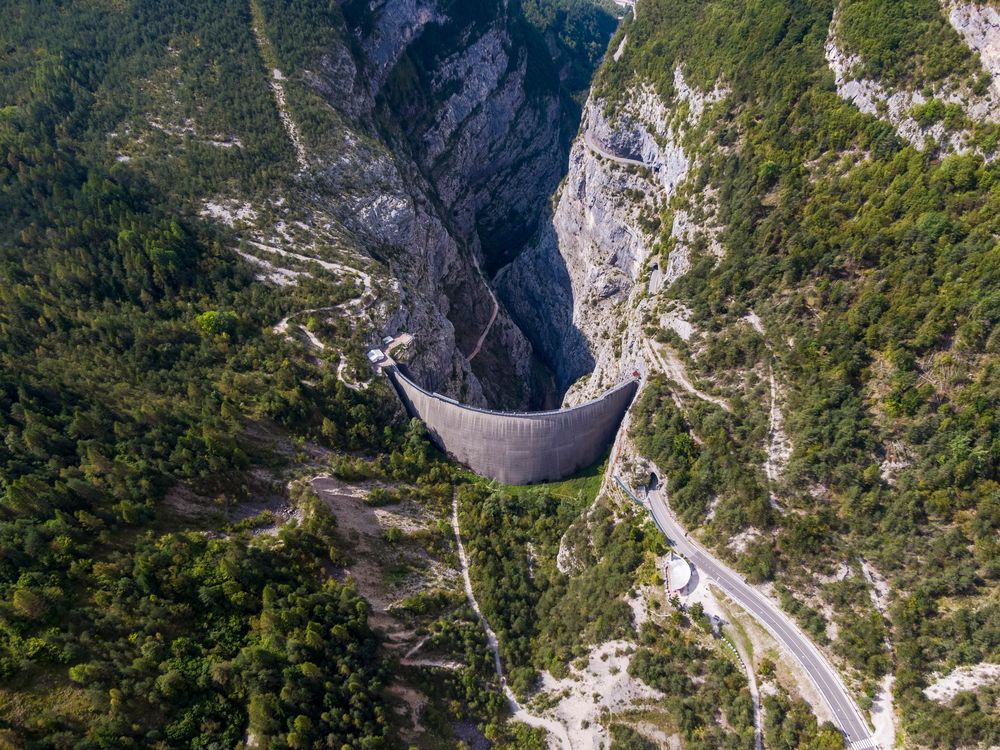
617 478 877 749
582 124 649 168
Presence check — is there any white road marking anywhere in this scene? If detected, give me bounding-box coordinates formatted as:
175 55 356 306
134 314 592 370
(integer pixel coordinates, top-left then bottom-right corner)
617 477 877 748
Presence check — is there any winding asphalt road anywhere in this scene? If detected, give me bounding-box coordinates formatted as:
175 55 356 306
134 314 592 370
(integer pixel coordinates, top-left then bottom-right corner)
625 480 877 749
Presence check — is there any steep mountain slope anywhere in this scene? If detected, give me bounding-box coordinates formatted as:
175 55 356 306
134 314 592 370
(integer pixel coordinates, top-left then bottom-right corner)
238 0 617 409
512 0 999 746
5 0 1000 747
0 1 619 747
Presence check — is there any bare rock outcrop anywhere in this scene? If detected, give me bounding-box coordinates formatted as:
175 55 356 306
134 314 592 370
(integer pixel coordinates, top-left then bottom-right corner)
948 2 1000 86
825 5 1000 155
501 70 727 401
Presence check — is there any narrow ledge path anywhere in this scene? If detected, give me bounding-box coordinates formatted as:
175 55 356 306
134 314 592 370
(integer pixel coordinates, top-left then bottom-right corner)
582 124 649 169
466 285 498 363
266 252 375 391
744 311 791 498
644 339 731 412
451 494 572 749
466 265 500 364
250 0 308 171
249 240 374 294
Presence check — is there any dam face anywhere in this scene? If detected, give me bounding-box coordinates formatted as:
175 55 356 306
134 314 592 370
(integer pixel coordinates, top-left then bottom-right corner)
388 366 638 484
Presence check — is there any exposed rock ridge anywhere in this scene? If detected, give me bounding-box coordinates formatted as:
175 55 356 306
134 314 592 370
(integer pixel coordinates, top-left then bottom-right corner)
825 5 1000 156
948 1 1000 85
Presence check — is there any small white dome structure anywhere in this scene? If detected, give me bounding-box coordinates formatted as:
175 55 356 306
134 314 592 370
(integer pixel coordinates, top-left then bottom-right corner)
667 553 692 593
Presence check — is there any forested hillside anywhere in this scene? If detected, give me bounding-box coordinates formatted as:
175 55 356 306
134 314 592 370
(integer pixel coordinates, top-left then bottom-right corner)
0 11 399 745
6 0 1000 746
0 0 618 747
593 0 1000 745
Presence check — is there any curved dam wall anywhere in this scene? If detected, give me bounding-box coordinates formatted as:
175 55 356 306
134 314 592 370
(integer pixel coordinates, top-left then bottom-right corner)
387 366 638 484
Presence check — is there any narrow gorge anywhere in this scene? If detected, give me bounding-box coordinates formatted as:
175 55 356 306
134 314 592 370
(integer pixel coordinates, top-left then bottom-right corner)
5 0 1000 747
227 2 1000 742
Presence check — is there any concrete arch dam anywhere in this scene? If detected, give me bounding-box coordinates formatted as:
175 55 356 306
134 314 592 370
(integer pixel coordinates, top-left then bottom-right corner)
387 366 638 484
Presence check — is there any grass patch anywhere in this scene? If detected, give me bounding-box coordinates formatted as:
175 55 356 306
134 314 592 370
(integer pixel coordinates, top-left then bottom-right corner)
711 584 756 665
496 450 610 505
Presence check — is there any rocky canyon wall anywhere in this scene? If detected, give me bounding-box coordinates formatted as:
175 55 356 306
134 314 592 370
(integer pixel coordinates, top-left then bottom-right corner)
324 0 600 408
500 68 727 402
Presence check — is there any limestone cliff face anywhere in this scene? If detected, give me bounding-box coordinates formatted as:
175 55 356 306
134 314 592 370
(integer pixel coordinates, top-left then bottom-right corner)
501 71 726 403
825 4 1000 157
354 0 444 90
949 1 1000 83
300 0 579 407
404 19 565 274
